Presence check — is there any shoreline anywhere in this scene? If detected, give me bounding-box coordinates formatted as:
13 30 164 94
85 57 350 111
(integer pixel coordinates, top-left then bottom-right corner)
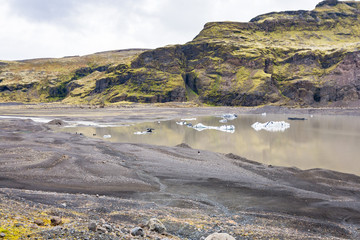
0 104 360 239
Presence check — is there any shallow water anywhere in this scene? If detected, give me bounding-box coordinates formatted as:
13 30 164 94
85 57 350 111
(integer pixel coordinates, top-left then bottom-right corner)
61 114 360 176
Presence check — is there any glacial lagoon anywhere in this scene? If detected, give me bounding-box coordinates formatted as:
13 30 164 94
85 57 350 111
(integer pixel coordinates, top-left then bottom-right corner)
61 114 360 176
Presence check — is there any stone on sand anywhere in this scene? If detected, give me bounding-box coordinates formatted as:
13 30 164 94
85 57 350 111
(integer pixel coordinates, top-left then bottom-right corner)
50 216 62 226
205 233 236 240
131 227 144 237
147 218 166 233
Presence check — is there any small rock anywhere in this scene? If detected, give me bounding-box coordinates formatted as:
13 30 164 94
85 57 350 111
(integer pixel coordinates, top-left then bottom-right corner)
50 216 62 226
52 226 62 231
29 224 38 229
15 223 24 227
97 226 107 233
131 227 144 237
34 219 45 226
47 119 66 126
103 224 113 232
88 222 97 232
61 203 67 208
147 218 166 233
0 233 5 238
205 233 236 240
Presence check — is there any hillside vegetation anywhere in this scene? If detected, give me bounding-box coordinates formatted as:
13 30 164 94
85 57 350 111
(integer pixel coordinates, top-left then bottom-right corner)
1 0 360 106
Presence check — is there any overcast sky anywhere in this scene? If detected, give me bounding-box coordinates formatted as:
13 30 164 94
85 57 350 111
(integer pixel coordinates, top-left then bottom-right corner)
0 0 323 60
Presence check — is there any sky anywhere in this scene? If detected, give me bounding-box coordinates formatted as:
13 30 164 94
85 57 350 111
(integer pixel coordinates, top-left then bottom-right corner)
0 0 323 60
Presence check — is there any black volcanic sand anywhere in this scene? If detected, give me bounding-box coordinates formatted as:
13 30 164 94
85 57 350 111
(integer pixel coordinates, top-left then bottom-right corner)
1 104 360 239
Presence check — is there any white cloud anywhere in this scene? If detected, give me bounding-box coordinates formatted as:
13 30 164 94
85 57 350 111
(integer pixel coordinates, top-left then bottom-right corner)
0 0 324 60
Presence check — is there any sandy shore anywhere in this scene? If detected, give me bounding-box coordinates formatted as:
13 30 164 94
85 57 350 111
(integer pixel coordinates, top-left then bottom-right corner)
1 104 360 239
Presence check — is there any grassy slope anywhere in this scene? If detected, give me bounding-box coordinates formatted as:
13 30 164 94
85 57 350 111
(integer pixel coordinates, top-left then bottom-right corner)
0 50 146 104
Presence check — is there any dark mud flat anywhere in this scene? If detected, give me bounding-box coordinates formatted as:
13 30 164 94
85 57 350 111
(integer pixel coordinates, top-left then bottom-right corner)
1 110 360 239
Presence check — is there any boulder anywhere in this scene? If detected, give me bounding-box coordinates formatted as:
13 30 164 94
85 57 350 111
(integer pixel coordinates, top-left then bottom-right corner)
205 233 236 240
97 226 107 233
50 216 62 226
34 219 44 226
88 221 97 232
47 119 66 126
131 227 144 237
147 218 166 233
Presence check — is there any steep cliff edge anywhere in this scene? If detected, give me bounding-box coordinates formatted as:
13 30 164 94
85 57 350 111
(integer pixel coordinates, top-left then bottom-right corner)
1 0 360 106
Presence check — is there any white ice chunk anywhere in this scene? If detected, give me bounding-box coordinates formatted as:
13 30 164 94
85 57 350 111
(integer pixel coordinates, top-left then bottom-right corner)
221 113 237 120
134 131 146 135
193 123 235 133
219 118 228 123
251 121 290 132
219 113 237 122
193 123 208 129
103 135 112 139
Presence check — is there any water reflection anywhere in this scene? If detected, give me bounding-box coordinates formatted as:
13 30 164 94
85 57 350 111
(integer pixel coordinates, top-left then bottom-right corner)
60 114 360 176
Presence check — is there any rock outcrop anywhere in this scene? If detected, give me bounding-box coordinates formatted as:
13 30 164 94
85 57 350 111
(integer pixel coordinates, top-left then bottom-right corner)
1 1 360 106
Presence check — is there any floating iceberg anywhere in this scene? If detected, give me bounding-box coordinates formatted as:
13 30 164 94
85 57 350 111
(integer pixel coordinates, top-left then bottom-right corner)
176 121 193 127
134 128 154 135
134 131 148 135
219 113 237 123
222 113 237 120
193 123 207 129
193 123 235 133
251 121 290 132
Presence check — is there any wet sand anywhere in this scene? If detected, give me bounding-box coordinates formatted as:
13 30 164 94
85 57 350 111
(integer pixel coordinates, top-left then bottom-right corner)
1 104 360 239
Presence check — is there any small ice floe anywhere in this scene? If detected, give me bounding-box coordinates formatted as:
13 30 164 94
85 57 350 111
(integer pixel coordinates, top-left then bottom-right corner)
134 128 154 135
261 112 267 116
222 113 237 120
176 121 193 127
181 118 197 121
193 123 207 129
219 118 228 123
193 123 235 133
134 131 147 135
103 134 112 139
219 113 237 123
251 121 290 132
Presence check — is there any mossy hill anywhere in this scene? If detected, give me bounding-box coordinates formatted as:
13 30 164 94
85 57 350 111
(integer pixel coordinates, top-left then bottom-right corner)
1 0 360 106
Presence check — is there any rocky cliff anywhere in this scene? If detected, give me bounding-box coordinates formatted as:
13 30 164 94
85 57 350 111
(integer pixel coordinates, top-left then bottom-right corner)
1 0 360 106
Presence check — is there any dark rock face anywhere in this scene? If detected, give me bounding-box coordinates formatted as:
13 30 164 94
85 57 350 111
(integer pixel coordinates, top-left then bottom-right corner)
316 0 339 8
